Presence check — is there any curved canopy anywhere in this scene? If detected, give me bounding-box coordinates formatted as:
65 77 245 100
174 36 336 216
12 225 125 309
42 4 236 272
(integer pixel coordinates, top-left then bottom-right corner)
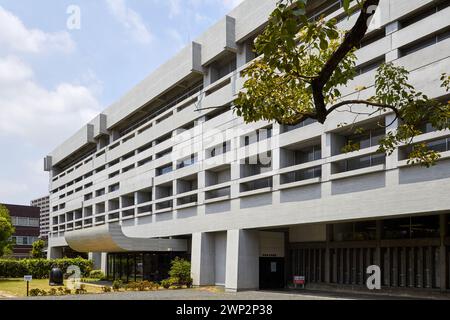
65 223 188 253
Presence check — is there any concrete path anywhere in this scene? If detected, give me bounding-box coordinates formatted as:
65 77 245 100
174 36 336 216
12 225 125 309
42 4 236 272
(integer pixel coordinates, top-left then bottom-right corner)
4 288 420 300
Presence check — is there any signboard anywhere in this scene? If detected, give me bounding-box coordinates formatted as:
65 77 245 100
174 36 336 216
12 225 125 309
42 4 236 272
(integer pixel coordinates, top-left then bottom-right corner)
293 276 305 285
24 275 32 282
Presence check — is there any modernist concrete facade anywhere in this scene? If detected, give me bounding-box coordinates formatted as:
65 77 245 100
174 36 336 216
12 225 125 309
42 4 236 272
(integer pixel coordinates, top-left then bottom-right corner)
45 0 450 293
31 195 50 240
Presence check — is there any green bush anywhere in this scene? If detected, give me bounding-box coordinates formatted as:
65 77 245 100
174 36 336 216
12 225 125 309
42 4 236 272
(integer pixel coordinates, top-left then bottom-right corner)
29 288 47 297
0 258 94 279
112 280 123 291
168 257 193 287
89 269 105 280
161 277 180 289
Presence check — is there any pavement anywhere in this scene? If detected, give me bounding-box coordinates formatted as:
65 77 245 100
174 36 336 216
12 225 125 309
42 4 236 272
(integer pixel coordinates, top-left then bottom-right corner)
1 288 423 300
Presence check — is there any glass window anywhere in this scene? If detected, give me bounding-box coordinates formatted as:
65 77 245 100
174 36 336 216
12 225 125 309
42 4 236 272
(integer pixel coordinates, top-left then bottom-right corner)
382 215 440 239
135 254 143 282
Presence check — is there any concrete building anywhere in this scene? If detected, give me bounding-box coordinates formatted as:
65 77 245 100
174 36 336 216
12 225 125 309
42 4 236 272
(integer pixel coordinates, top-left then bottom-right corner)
31 195 50 240
45 0 450 294
3 204 40 259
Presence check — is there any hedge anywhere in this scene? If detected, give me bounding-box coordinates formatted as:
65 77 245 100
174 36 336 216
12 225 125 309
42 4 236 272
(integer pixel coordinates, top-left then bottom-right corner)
0 258 93 279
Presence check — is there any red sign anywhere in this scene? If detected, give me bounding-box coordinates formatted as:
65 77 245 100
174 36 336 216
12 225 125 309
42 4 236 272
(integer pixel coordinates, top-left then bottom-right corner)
293 276 305 285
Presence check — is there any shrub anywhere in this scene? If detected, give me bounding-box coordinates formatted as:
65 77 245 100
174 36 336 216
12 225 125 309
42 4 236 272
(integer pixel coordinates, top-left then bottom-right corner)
75 284 87 295
124 282 138 291
29 288 42 297
89 270 105 280
161 277 179 289
102 286 112 293
48 288 58 296
112 280 123 291
30 240 46 259
29 288 48 296
0 258 94 279
168 257 193 287
142 280 158 291
64 288 72 295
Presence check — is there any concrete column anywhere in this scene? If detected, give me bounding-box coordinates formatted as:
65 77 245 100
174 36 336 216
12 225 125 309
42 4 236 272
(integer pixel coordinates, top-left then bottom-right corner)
321 133 333 197
237 42 254 68
191 232 215 286
89 252 105 271
47 246 63 259
225 229 259 292
385 114 399 187
439 214 447 291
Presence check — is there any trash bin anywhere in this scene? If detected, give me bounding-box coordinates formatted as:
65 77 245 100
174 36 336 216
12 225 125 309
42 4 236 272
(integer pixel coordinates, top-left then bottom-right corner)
49 268 64 286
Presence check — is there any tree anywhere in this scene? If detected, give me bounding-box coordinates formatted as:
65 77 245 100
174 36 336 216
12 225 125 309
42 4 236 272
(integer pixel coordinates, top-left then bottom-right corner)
0 204 15 258
30 239 46 259
234 0 449 167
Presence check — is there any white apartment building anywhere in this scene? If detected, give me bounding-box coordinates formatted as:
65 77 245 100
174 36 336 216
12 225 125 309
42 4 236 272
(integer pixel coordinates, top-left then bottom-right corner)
45 0 450 294
31 195 50 240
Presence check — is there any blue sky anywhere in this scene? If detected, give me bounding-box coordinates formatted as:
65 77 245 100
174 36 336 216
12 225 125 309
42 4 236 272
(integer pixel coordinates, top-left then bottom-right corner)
0 0 244 205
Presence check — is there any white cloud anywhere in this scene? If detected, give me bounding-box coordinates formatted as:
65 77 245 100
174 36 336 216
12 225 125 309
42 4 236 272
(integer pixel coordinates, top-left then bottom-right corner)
0 5 75 53
106 0 153 44
0 55 101 148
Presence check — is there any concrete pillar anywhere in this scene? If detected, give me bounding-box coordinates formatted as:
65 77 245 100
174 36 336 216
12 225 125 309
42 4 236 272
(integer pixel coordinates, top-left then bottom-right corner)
47 246 63 259
385 114 399 187
89 252 106 272
321 133 333 197
439 214 447 291
237 41 254 68
191 232 216 286
225 229 259 292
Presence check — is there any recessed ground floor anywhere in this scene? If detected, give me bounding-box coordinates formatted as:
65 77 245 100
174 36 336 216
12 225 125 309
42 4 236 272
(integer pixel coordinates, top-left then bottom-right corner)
49 212 450 297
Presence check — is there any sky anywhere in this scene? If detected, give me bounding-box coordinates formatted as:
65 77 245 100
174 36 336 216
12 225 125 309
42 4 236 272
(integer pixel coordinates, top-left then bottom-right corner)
0 0 244 205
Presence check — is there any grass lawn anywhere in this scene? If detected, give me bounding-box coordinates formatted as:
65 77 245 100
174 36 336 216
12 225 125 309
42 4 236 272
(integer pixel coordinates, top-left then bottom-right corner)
0 279 104 297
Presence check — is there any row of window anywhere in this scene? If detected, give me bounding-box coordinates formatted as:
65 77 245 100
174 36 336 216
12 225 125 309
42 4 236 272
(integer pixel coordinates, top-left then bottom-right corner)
11 216 39 227
11 236 39 246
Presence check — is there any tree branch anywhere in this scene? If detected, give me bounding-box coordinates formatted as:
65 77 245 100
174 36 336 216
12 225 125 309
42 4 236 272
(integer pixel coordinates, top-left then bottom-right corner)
312 0 381 123
326 99 402 120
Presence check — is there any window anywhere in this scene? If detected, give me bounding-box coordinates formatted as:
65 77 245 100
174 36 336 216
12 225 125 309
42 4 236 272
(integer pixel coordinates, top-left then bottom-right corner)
243 126 273 147
207 141 230 158
12 236 39 246
401 137 450 160
355 56 385 75
359 29 385 48
283 118 317 133
334 153 386 173
109 183 120 193
156 148 172 159
11 217 39 227
156 164 173 176
177 154 198 169
400 27 450 57
281 166 322 184
346 127 385 150
400 1 450 29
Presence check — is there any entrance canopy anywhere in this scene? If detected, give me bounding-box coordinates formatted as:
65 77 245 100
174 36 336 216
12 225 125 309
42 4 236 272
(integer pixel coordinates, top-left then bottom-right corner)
64 223 188 253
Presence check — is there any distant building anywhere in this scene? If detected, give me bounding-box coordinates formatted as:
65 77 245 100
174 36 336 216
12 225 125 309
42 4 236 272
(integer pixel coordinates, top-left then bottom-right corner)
31 196 50 240
3 204 40 259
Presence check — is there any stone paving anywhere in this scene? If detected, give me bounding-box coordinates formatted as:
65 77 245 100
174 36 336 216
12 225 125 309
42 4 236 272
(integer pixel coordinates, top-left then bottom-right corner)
2 288 421 300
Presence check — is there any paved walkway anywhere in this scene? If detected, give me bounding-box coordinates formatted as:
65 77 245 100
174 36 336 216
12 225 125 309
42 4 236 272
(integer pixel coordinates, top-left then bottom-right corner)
4 288 421 300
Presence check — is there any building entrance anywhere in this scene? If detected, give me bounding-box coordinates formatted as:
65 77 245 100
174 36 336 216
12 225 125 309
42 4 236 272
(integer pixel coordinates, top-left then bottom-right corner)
259 257 285 289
